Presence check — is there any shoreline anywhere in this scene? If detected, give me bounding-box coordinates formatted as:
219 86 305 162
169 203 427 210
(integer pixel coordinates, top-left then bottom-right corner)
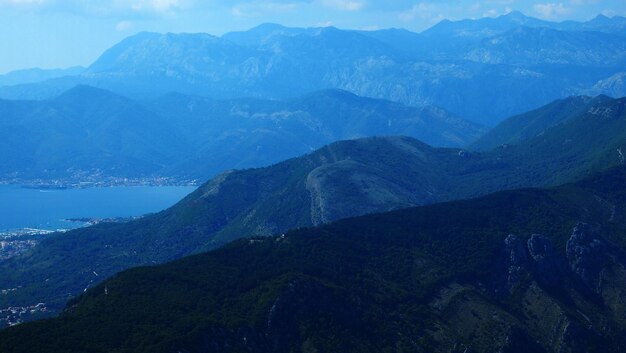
0 176 200 190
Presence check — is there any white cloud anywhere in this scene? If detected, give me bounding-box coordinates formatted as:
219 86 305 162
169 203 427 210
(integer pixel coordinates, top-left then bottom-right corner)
601 9 617 17
317 20 333 26
231 1 298 17
0 0 193 16
115 20 134 31
0 0 47 7
124 0 186 13
533 2 572 19
320 0 365 11
0 0 46 4
399 2 440 22
483 8 499 17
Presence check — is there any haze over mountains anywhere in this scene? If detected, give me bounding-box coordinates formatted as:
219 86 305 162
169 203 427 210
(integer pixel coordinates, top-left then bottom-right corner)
0 85 482 183
1 95 625 325
1 12 625 126
3 8 626 353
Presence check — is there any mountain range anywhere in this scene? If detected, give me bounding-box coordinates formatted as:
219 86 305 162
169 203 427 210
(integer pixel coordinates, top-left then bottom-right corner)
0 85 482 182
0 66 84 87
2 164 626 352
1 12 625 125
2 11 626 352
1 95 624 325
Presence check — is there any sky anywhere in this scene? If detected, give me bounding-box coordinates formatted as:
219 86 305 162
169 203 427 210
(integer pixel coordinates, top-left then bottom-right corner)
1 0 625 73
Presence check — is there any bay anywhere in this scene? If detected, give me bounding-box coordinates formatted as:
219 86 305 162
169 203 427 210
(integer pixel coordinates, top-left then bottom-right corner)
0 184 196 232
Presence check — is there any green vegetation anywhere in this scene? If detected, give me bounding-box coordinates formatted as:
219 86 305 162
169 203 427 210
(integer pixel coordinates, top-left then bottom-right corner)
1 96 625 322
2 167 626 352
470 95 612 151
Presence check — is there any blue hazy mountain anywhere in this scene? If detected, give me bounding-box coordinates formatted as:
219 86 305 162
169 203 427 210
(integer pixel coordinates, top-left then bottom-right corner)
0 85 189 180
222 22 306 46
463 26 626 65
471 95 613 150
0 66 85 87
0 13 624 125
0 85 483 182
588 71 626 97
556 13 626 35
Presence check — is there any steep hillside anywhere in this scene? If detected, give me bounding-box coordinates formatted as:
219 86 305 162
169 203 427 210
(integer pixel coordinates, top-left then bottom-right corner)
3 167 626 352
471 95 612 150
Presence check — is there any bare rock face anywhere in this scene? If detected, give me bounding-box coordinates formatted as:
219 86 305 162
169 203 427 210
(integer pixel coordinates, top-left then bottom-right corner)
496 233 570 295
527 234 565 286
566 223 610 293
502 234 529 293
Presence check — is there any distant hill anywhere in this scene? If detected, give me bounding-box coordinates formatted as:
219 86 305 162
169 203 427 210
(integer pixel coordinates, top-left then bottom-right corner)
1 13 624 125
3 166 626 352
0 67 85 87
149 89 485 178
0 85 189 180
1 96 625 323
0 85 483 182
471 95 613 150
464 26 626 66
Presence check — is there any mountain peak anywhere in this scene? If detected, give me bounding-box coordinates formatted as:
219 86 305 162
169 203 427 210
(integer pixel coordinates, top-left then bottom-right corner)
595 14 610 20
499 10 547 26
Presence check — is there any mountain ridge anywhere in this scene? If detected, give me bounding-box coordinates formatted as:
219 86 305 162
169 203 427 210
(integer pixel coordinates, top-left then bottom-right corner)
2 94 626 323
3 166 626 352
0 85 483 182
1 13 624 125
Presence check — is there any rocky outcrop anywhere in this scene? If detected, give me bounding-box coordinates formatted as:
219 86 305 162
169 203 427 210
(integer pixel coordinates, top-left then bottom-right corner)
501 234 529 293
566 223 611 293
496 233 565 294
527 234 565 286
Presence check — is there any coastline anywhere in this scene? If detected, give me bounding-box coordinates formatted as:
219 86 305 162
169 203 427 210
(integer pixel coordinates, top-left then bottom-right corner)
1 176 200 190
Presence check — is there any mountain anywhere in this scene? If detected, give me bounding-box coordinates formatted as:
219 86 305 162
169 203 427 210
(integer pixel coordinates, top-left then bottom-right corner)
1 13 625 125
0 85 483 183
464 26 626 66
471 95 613 150
149 89 485 178
0 67 85 87
222 23 306 47
556 14 626 35
1 96 625 324
0 85 189 180
589 71 626 97
420 11 626 43
419 11 551 44
3 167 626 352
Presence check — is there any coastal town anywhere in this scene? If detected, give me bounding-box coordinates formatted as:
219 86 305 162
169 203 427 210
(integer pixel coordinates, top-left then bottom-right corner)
0 229 56 261
0 174 199 189
0 216 139 261
0 301 48 327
